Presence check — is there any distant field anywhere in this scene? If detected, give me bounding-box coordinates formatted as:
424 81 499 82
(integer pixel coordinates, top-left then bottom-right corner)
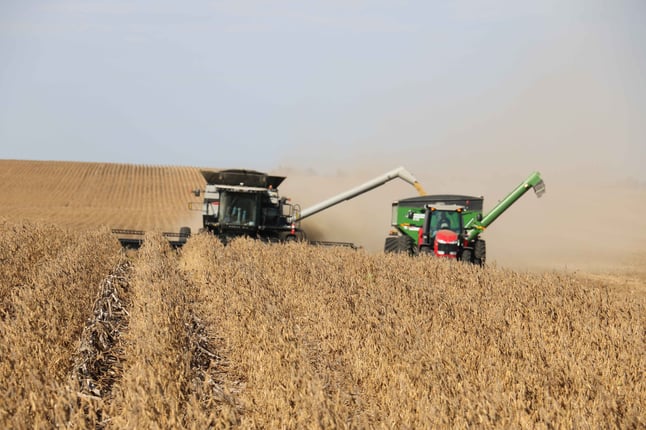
0 159 205 233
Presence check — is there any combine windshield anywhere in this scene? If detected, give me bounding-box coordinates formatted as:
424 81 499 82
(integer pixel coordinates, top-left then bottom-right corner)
219 192 259 226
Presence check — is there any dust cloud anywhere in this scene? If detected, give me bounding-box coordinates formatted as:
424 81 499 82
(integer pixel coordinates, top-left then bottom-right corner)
272 51 646 272
275 162 645 272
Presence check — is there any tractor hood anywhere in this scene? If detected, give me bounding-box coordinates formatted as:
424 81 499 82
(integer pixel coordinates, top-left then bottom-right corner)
434 229 460 258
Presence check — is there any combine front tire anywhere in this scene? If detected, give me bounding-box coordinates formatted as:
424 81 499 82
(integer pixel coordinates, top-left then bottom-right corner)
179 226 191 245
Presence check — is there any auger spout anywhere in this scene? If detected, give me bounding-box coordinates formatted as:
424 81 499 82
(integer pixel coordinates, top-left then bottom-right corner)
465 171 545 241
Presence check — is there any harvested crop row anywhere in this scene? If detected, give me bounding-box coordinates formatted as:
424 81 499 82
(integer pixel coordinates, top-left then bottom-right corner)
0 222 121 428
106 233 225 428
71 260 132 428
180 235 645 428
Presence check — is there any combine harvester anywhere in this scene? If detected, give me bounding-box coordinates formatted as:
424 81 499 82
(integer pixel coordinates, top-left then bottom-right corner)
384 171 546 264
113 166 426 248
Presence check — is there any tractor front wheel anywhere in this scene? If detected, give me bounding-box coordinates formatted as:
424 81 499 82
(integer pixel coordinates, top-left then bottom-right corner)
419 244 433 255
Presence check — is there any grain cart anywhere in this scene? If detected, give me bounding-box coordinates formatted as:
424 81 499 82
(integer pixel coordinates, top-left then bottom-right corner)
384 171 545 264
191 166 427 245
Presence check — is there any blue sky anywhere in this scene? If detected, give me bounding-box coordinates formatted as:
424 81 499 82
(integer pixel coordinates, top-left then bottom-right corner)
1 0 645 180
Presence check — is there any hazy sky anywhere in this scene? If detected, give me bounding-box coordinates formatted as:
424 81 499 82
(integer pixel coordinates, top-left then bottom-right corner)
1 1 645 181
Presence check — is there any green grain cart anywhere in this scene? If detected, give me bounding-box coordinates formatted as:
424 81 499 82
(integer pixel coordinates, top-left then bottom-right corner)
384 171 546 264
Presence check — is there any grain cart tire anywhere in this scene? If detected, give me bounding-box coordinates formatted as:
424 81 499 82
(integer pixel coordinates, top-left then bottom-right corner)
384 236 400 253
473 240 486 266
461 248 473 264
395 235 414 255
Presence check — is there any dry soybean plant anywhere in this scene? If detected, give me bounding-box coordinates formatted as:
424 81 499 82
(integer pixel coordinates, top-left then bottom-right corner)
0 221 121 428
180 235 644 429
1 225 643 429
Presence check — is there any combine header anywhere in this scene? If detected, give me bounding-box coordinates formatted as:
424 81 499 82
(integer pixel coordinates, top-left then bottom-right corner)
110 228 191 249
384 171 546 264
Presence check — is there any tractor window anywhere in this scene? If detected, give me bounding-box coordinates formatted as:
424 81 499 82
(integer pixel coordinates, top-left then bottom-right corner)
429 210 461 235
220 192 258 226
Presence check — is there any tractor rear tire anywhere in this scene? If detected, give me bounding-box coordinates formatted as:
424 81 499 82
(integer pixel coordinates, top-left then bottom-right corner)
461 248 473 264
474 240 486 266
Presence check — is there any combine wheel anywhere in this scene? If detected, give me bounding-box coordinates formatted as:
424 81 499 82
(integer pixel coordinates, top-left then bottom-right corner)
461 248 473 264
473 240 486 266
179 226 191 245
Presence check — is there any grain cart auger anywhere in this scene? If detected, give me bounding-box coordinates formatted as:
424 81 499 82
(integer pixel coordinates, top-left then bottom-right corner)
384 171 546 265
191 166 426 245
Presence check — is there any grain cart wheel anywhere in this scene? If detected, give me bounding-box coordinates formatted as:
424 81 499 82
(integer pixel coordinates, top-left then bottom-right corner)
395 235 415 255
461 248 473 264
384 236 400 253
473 240 486 266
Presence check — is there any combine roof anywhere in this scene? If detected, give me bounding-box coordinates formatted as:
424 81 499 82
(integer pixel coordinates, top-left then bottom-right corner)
396 194 484 212
200 169 286 188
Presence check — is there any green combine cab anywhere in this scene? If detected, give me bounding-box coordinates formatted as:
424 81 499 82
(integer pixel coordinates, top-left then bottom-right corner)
385 171 546 264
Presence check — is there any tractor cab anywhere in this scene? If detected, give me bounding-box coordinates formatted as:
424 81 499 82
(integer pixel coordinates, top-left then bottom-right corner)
420 205 466 258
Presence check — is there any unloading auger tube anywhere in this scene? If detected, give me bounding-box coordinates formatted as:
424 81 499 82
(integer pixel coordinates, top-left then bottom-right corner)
293 166 426 222
293 166 427 222
464 171 546 241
